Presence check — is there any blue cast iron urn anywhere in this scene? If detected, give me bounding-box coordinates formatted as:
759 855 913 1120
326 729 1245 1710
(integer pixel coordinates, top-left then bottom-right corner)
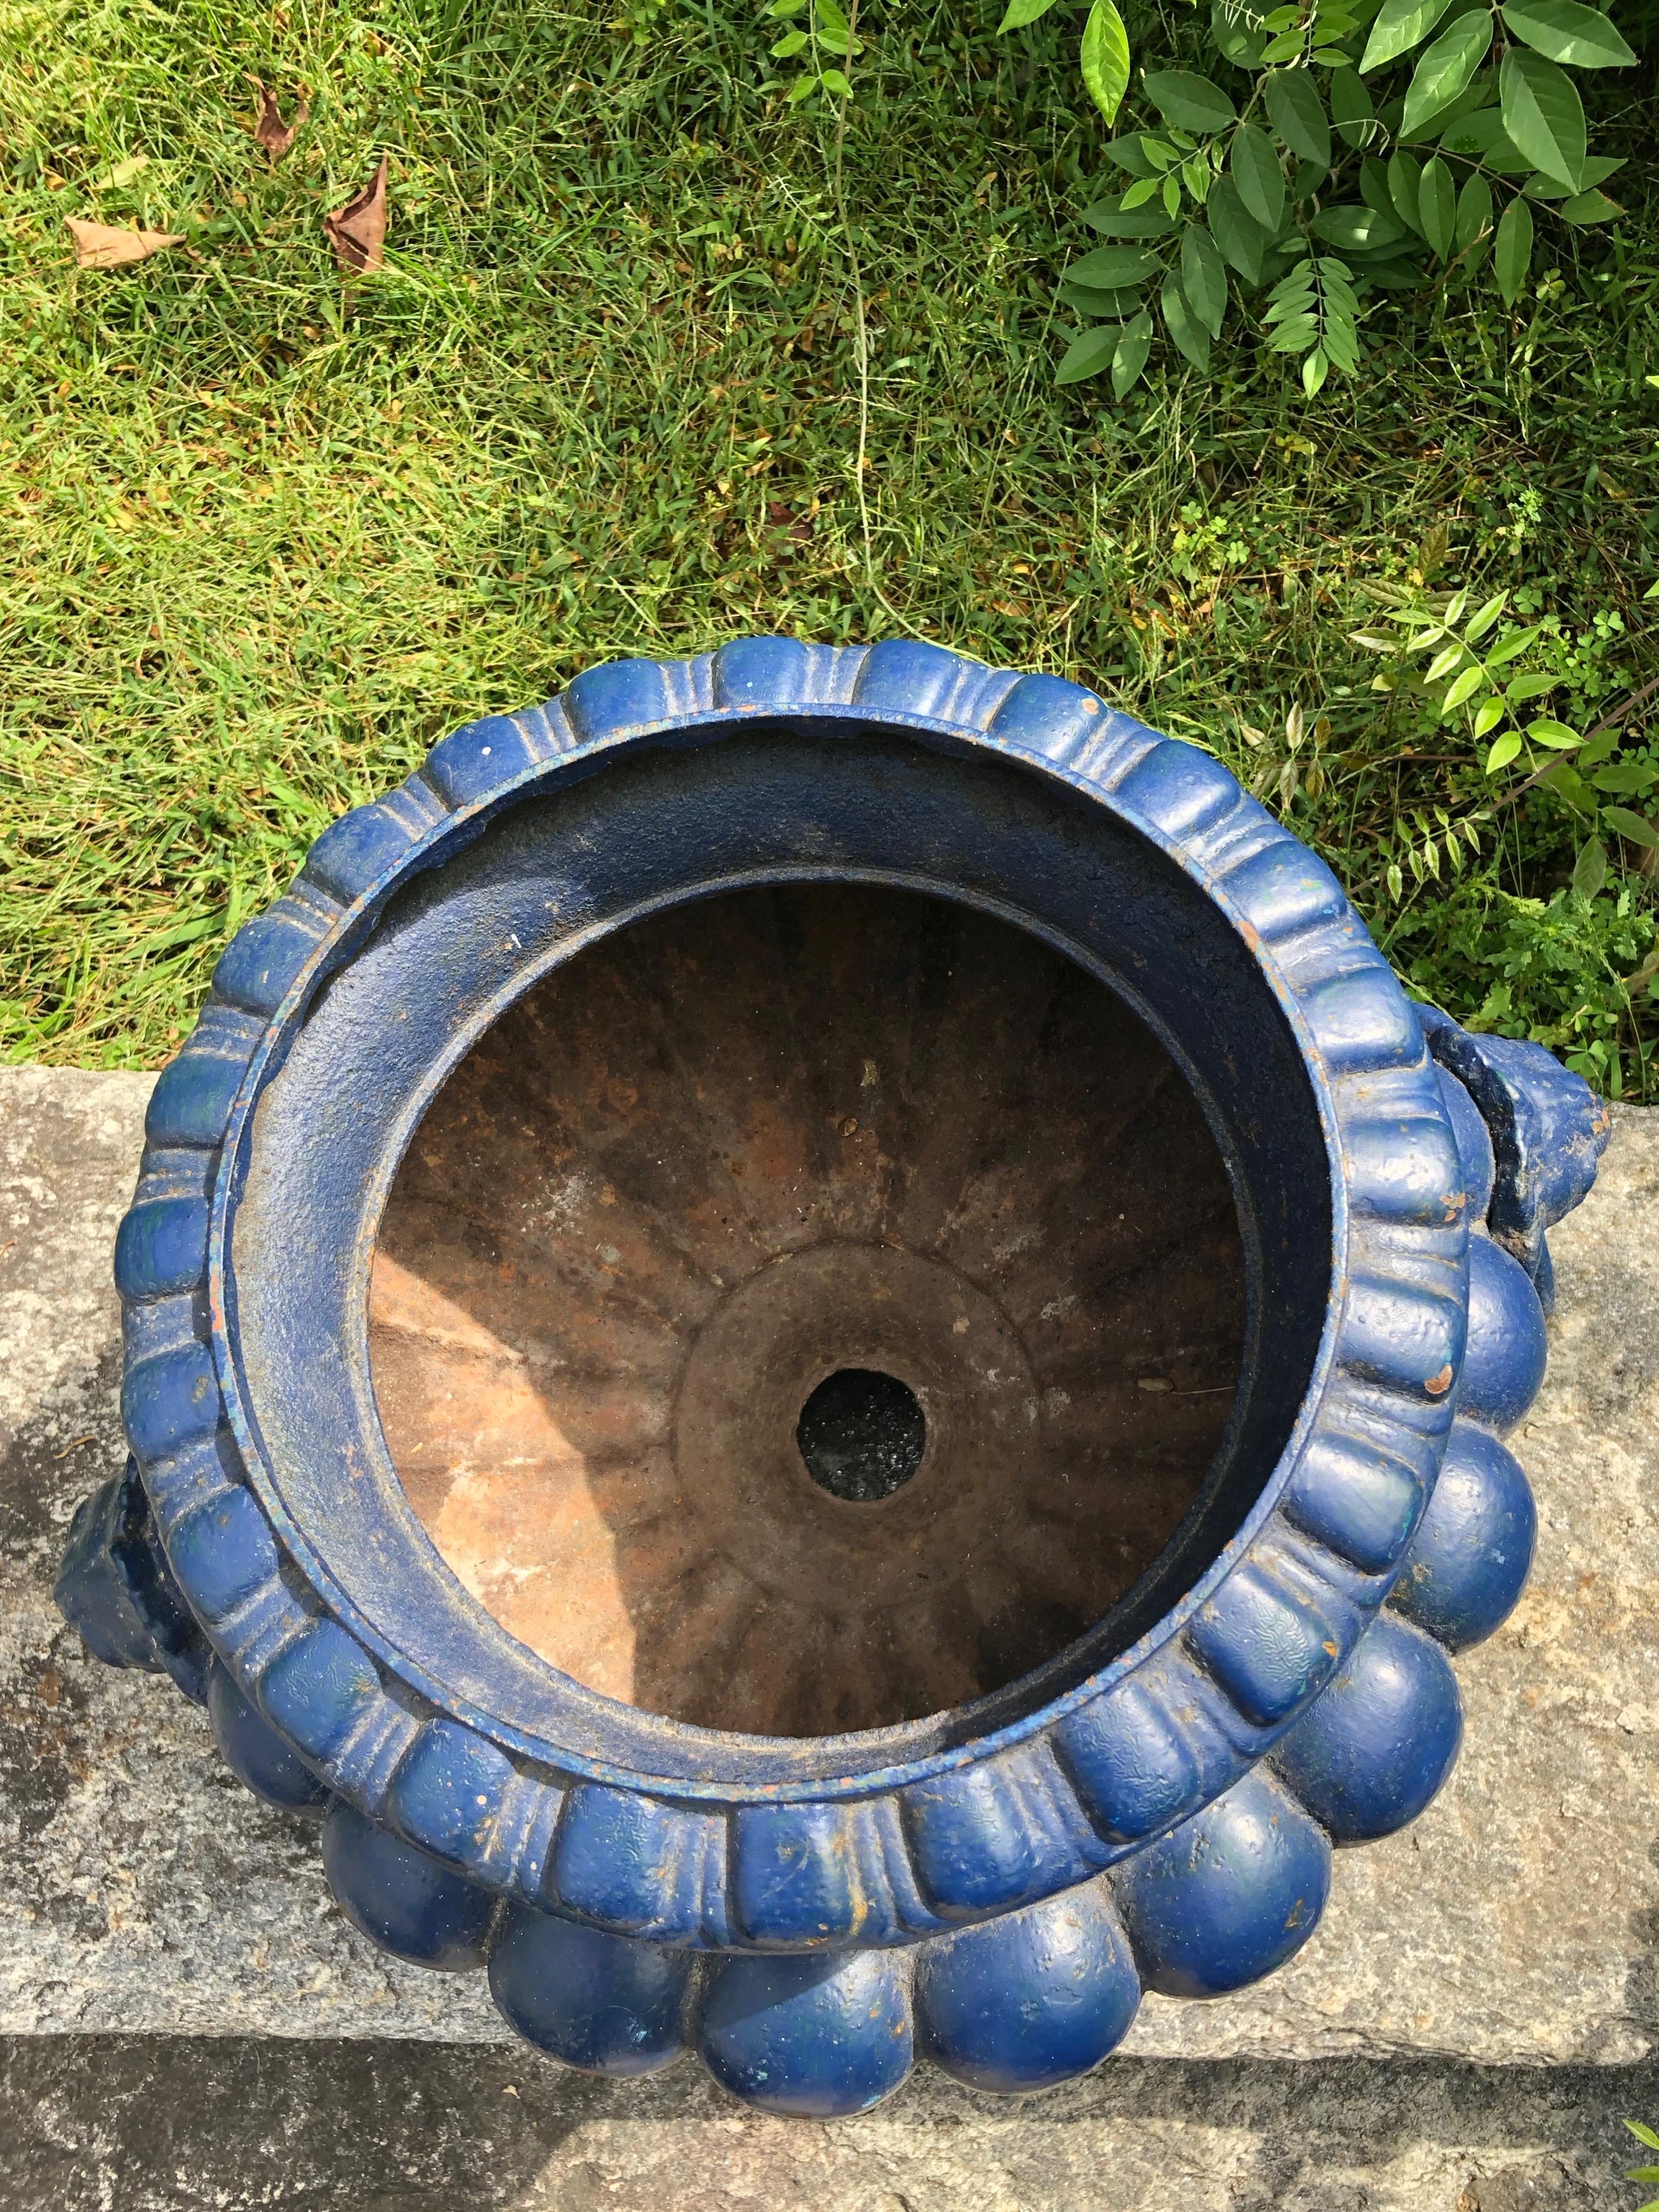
58 638 1610 2114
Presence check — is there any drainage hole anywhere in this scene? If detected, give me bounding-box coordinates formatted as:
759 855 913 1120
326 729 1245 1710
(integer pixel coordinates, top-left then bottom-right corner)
796 1368 927 1504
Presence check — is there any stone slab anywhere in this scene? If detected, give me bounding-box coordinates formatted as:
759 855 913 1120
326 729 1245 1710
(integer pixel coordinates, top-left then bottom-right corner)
2 1067 1657 2065
4 2038 1657 2212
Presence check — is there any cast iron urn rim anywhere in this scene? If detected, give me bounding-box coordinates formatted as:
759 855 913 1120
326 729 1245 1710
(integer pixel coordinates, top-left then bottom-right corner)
61 633 1609 2114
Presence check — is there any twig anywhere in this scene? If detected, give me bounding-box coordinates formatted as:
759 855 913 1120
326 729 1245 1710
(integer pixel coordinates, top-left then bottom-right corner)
1585 669 1659 742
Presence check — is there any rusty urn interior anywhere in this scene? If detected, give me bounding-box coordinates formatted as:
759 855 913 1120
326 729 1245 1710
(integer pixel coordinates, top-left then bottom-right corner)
368 884 1247 1739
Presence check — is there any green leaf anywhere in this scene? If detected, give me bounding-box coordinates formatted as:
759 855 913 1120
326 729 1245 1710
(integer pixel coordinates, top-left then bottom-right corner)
1572 835 1608 898
1501 0 1636 67
1473 696 1507 738
1182 222 1229 335
1529 718 1583 749
1104 134 1162 178
1081 0 1133 125
1121 176 1164 207
1232 125 1287 231
771 29 808 55
1265 71 1332 168
1627 2126 1659 2152
1361 157 1394 219
1361 257 1429 288
1330 67 1376 147
1057 323 1126 383
1212 0 1269 66
1426 641 1465 682
1525 153 1625 195
1486 729 1524 772
1495 637 1548 676
1500 48 1585 188
1206 177 1268 280
1558 187 1621 224
1322 307 1361 371
997 0 1061 29
1417 155 1456 255
1465 590 1508 640
815 0 855 52
1494 194 1533 304
1412 81 1497 144
1359 0 1455 72
1401 11 1492 137
1504 669 1557 698
1113 310 1154 395
1607 808 1659 848
1455 171 1494 249
1263 26 1309 61
1182 152 1214 203
1443 664 1487 711
1388 150 1426 232
1163 175 1183 217
1065 244 1160 285
1143 69 1236 134
1313 203 1406 249
1057 281 1139 315
818 65 853 93
1160 269 1213 368
1081 198 1179 235
1302 346 1330 394
1438 108 1527 165
1592 762 1659 793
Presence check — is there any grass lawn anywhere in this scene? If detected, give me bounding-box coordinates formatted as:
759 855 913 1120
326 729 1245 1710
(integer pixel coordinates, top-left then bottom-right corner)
2 0 1657 1072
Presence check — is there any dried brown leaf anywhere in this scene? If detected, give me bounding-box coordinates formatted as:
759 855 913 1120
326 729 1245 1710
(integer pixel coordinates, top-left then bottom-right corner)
253 84 308 162
323 157 389 275
65 219 185 270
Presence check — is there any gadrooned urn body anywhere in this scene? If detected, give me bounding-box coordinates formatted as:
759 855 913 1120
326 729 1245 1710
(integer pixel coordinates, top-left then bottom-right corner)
57 637 1610 2115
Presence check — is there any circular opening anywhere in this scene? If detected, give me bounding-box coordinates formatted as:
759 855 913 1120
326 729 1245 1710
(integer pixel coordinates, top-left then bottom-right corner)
369 881 1249 1738
797 1368 927 1503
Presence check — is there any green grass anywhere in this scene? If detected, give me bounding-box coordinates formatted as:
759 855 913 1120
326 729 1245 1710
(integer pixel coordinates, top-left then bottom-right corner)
2 0 1657 1069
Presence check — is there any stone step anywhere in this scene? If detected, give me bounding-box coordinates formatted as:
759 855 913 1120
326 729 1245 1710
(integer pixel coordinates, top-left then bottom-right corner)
4 2037 1657 2212
2 1067 1655 2073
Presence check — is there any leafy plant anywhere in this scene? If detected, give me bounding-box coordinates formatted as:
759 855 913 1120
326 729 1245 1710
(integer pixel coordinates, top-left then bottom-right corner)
760 0 861 104
1625 2115 1659 2209
1354 588 1659 901
1014 0 1640 394
1412 876 1655 1095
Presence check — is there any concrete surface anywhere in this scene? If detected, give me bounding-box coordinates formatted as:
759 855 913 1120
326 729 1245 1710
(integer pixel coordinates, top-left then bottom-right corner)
2 1065 1657 2207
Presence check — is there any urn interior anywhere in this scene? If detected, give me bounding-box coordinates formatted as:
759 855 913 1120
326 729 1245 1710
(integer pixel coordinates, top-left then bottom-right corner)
368 883 1251 1738
226 722 1335 1786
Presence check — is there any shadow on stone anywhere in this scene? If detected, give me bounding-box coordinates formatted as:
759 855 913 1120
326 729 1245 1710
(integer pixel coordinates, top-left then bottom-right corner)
3 2042 1657 2212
